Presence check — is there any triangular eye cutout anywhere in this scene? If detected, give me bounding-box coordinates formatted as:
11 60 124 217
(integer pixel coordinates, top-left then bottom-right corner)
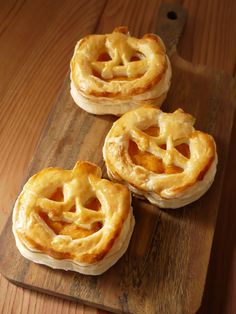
130 52 145 62
70 205 76 212
130 55 141 62
84 197 101 211
49 187 64 202
39 211 67 235
160 144 166 150
92 69 103 79
175 143 190 159
143 126 160 137
128 140 165 174
97 52 112 62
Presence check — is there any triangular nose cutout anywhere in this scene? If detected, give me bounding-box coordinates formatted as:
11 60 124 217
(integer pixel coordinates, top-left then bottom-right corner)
97 52 112 62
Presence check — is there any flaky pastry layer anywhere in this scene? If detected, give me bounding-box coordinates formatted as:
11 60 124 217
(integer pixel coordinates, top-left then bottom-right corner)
12 161 135 275
70 26 171 115
103 106 218 208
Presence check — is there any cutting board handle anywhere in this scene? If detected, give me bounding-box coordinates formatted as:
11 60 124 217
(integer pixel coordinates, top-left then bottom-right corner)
155 3 187 56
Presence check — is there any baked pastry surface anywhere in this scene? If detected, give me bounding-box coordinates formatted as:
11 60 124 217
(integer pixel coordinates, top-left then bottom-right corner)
12 161 134 275
103 106 217 208
70 26 171 115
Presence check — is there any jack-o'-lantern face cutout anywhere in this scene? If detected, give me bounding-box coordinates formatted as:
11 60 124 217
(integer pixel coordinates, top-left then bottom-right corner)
70 26 170 97
13 161 133 266
70 27 171 116
103 106 217 208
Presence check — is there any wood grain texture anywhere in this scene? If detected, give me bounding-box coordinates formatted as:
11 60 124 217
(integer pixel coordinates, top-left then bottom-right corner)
0 2 235 312
0 0 107 234
0 61 234 313
199 112 236 314
0 0 236 313
0 274 105 314
180 0 236 73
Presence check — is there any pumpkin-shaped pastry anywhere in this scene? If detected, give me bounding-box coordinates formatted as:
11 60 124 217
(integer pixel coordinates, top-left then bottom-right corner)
12 161 135 275
103 106 217 208
70 26 171 115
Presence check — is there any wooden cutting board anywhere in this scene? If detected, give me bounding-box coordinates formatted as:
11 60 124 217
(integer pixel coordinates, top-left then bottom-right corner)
0 3 235 314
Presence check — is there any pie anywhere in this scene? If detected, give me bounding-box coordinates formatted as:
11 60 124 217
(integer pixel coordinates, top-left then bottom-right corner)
12 161 135 275
70 26 171 115
103 106 218 208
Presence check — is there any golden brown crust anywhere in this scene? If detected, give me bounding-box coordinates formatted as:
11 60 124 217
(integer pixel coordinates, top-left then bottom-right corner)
13 161 132 264
103 106 217 207
70 27 171 98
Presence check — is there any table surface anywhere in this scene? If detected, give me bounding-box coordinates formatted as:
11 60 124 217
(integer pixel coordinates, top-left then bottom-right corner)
0 0 235 313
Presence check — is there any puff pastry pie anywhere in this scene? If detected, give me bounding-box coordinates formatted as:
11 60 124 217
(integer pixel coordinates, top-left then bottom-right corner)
12 161 135 275
70 26 171 115
103 106 217 208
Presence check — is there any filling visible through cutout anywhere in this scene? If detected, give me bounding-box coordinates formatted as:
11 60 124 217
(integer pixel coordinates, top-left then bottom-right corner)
130 52 145 62
58 223 102 239
97 52 112 62
92 69 103 79
143 126 160 137
92 51 145 81
130 56 140 62
84 197 101 211
39 211 102 239
129 140 165 173
49 187 64 202
128 140 183 174
39 211 69 235
70 205 76 212
39 197 102 239
175 143 190 159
